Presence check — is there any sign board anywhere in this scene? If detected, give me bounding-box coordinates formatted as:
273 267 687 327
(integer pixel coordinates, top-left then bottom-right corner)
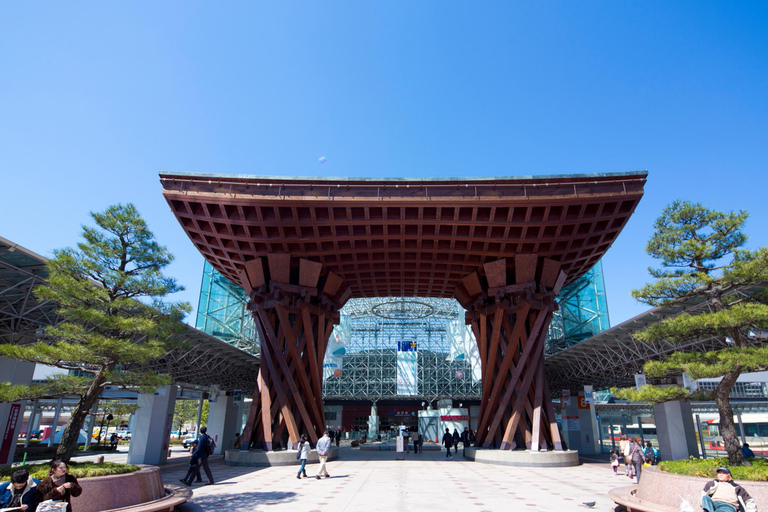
577 396 590 409
0 404 21 463
562 389 571 407
562 416 580 431
439 415 469 421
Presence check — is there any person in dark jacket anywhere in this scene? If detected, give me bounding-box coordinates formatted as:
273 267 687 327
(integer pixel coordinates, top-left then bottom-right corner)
452 429 460 455
179 440 203 486
192 426 215 485
35 461 82 512
0 469 39 512
442 428 453 460
742 444 755 459
702 467 757 512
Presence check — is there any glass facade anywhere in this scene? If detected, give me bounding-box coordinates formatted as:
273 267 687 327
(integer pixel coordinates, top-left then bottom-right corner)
196 260 610 398
545 262 610 356
195 261 257 355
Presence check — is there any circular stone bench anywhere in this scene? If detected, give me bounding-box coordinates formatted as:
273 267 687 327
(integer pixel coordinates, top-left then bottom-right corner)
70 466 191 512
609 466 768 511
225 447 339 466
464 447 580 467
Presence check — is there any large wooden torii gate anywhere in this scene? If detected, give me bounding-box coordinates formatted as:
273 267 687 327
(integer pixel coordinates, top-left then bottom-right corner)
161 171 646 451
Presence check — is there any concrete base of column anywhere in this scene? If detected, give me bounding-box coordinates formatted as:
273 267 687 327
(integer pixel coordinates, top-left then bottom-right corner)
464 447 580 467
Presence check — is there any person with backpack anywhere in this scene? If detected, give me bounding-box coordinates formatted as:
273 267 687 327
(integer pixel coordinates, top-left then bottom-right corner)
643 441 657 465
192 426 215 486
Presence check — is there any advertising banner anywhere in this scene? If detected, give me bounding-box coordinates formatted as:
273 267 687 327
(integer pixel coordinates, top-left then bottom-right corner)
396 340 418 395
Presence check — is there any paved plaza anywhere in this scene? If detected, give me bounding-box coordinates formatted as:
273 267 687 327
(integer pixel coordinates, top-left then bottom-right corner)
142 445 621 512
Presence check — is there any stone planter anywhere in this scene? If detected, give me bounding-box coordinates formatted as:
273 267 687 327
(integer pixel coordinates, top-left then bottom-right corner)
609 466 768 512
69 466 191 512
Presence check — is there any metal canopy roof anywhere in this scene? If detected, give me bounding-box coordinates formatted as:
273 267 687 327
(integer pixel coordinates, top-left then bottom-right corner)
0 236 60 344
160 171 647 298
0 236 258 392
545 284 767 392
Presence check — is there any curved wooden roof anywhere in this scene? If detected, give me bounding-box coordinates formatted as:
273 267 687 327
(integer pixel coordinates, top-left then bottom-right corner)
160 171 646 298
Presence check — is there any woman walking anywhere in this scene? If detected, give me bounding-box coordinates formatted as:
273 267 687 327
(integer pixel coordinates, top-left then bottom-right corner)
629 436 645 484
296 434 310 479
618 434 632 478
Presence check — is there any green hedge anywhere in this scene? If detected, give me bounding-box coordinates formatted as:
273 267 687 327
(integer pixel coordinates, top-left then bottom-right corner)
659 457 768 481
0 462 140 481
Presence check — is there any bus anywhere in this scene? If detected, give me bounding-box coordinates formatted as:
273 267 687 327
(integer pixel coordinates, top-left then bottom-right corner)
699 414 768 455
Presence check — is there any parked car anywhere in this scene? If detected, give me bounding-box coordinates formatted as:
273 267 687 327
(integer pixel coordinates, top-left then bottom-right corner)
117 431 131 440
182 434 197 449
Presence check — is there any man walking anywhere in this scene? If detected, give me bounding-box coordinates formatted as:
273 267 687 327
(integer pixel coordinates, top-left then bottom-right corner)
193 426 215 485
442 428 453 460
315 430 332 479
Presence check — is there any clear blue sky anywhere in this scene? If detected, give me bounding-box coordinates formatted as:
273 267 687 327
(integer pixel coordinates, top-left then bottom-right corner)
2 2 767 327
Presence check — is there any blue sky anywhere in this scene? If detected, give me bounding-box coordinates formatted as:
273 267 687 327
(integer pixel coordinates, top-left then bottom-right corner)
2 2 767 327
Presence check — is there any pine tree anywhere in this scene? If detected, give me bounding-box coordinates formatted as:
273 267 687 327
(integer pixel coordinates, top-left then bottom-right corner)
614 200 768 465
0 204 190 462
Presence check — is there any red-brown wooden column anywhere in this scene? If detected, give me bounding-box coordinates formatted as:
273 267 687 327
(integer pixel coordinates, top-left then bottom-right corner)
455 256 567 451
238 255 351 451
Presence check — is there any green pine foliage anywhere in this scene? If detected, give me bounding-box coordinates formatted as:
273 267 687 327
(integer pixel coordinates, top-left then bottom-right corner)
616 201 768 466
0 204 190 462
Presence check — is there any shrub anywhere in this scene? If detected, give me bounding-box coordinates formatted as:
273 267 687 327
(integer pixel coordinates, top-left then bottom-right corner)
0 461 140 480
659 457 768 481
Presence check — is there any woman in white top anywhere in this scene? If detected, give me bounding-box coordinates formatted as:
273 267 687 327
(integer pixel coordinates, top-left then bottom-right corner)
619 434 632 478
296 434 310 479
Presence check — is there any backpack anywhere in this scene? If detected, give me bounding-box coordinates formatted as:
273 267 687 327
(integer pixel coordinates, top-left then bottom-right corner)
206 435 216 455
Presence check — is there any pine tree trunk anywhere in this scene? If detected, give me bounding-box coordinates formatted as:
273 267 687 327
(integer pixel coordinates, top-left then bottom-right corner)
715 369 748 466
56 371 109 462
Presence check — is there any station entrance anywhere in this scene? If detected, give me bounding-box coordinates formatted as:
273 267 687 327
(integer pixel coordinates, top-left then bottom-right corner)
161 171 646 454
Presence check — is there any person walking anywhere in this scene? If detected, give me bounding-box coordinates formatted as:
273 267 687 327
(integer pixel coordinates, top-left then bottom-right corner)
442 428 453 460
609 449 620 475
193 426 215 485
412 430 420 454
452 429 460 455
628 436 644 484
296 434 310 479
619 434 632 478
315 430 332 479
179 440 203 485
36 460 82 512
461 427 470 457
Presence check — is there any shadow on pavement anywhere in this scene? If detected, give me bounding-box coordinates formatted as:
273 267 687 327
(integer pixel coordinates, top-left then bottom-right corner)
175 491 299 511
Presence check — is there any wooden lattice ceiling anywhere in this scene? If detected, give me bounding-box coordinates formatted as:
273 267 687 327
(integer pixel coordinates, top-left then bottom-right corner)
160 171 646 298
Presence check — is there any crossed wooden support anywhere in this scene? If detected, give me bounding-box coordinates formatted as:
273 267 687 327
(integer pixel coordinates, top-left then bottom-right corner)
237 255 351 451
455 256 567 451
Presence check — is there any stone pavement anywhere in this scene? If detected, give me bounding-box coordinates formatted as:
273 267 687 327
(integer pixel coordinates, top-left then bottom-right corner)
156 446 626 512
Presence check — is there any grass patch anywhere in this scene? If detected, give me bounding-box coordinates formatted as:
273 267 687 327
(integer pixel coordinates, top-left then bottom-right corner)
659 457 768 481
0 461 140 481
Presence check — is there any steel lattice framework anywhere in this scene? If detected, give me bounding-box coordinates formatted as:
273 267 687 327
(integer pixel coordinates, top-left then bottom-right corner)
545 284 768 393
321 297 481 401
0 237 62 344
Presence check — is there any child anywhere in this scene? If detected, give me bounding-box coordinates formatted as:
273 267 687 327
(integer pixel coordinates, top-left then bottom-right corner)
610 449 620 475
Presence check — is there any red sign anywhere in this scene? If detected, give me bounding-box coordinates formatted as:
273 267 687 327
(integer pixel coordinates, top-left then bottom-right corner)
0 404 21 463
440 415 469 421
